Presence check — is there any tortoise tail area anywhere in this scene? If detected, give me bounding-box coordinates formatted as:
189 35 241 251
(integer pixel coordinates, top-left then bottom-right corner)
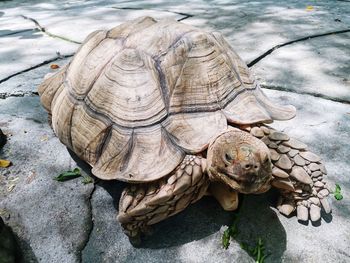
37 64 68 114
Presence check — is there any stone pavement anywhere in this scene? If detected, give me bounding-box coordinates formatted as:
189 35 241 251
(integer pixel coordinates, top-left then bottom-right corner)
0 0 349 262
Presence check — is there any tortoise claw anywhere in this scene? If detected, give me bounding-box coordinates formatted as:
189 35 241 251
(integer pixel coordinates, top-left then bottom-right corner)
296 195 331 223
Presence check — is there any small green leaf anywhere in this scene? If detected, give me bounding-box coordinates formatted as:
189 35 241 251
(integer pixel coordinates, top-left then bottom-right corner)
334 184 343 201
335 184 341 192
222 229 231 249
334 193 343 200
221 215 240 249
82 175 94 184
54 168 81 182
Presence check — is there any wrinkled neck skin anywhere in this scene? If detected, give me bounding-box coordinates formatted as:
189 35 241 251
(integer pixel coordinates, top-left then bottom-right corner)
206 128 273 194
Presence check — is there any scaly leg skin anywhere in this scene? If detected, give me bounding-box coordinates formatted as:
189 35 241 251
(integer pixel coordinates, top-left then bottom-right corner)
117 155 209 245
245 124 331 223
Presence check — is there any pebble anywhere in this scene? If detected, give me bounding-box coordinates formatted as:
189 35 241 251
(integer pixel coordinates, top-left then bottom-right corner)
279 203 295 216
272 167 289 178
310 204 321 221
308 163 320 171
250 127 264 137
309 197 320 205
311 171 322 178
268 142 279 149
297 205 308 221
260 136 271 145
277 145 291 154
290 166 313 184
260 126 270 135
293 154 306 166
270 149 280 161
185 164 193 175
194 157 201 166
320 199 331 213
269 131 289 141
314 181 324 188
288 149 299 158
271 179 295 191
318 189 329 197
167 175 177 185
319 164 327 174
275 154 292 170
300 151 321 162
282 138 307 150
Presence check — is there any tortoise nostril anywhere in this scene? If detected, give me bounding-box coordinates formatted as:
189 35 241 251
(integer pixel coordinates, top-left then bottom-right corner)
244 164 251 169
254 165 258 169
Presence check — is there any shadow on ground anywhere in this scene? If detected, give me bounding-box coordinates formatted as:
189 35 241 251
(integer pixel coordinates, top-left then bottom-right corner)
69 148 287 261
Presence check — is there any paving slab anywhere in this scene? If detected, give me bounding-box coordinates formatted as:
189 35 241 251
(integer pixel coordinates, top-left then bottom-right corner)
0 31 76 81
0 58 69 97
253 32 350 102
0 97 94 263
0 0 182 81
113 0 350 63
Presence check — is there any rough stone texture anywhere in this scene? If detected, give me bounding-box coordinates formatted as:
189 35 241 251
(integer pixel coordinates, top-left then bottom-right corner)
0 99 94 263
81 184 252 263
0 58 70 97
0 0 349 262
253 34 350 102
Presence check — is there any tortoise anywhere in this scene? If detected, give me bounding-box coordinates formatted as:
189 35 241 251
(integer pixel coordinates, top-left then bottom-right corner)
38 16 331 244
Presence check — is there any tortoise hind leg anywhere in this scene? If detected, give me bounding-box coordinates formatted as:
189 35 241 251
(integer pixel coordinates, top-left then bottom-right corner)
248 125 331 223
117 155 209 245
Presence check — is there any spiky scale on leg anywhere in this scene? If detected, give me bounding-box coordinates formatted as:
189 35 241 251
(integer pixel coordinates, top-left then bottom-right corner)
249 125 331 222
117 155 209 244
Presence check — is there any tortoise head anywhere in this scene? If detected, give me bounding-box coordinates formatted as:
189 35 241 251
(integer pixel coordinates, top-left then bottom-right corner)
207 129 272 194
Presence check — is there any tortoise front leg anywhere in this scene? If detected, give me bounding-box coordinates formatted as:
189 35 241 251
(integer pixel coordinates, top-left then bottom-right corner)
247 125 331 223
117 155 209 244
208 181 239 211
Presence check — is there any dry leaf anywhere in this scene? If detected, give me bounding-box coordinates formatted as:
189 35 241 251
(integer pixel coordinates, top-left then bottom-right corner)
26 171 36 184
40 135 49 142
0 159 11 168
7 184 15 192
50 64 60 69
306 5 314 11
8 177 19 183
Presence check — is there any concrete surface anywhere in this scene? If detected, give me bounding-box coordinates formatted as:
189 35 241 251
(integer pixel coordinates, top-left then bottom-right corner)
0 0 349 262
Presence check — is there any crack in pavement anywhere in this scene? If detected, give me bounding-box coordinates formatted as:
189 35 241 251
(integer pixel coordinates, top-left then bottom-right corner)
0 91 38 99
0 28 34 37
261 84 350 105
112 6 193 21
247 28 350 67
0 54 74 84
78 183 96 262
20 15 82 44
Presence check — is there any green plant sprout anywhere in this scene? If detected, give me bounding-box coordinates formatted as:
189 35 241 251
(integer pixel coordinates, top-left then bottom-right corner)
334 184 343 200
241 238 268 263
222 217 239 249
81 175 94 184
54 168 81 182
221 214 268 262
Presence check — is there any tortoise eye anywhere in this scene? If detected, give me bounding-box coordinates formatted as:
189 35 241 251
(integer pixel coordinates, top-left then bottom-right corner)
225 153 234 162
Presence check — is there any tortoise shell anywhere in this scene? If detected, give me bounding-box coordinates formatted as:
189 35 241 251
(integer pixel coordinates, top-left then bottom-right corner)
38 16 296 183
